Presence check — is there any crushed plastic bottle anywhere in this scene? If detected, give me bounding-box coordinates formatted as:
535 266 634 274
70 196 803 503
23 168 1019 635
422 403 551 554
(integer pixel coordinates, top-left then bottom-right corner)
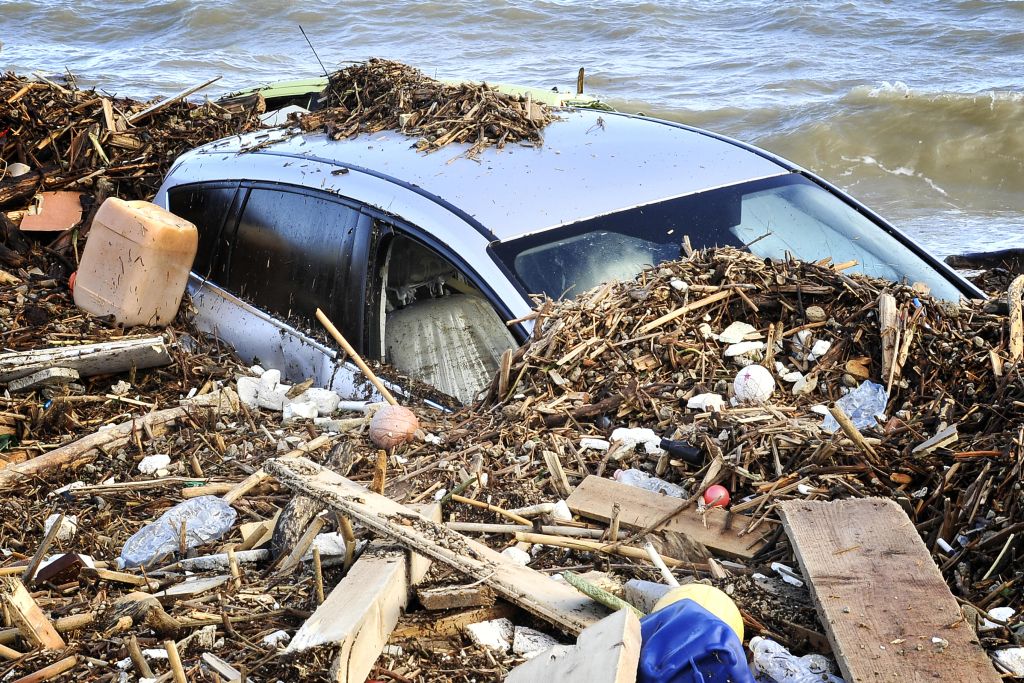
749 637 845 683
613 469 687 498
120 496 237 568
821 379 887 433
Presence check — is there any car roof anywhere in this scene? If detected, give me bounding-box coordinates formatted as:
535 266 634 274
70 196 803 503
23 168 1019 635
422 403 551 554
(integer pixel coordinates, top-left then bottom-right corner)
183 108 790 241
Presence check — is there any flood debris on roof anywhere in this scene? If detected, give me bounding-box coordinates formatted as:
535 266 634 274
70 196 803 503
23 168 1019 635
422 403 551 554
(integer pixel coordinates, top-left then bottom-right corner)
299 59 556 155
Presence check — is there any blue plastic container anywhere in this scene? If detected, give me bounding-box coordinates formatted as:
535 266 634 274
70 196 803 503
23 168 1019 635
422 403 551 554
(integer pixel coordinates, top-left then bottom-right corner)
638 598 754 683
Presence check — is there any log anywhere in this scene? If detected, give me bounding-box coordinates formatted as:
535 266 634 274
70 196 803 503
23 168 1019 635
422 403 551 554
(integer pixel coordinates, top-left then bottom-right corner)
265 457 607 636
506 608 641 683
0 336 172 384
778 498 1001 683
0 388 237 491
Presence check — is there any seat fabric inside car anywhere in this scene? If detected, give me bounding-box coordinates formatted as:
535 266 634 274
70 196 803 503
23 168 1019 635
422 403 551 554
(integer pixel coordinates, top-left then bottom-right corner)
385 294 516 404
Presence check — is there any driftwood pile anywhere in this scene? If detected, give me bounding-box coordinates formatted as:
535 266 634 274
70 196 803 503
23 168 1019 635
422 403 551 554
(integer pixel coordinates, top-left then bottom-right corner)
300 59 555 155
0 72 262 217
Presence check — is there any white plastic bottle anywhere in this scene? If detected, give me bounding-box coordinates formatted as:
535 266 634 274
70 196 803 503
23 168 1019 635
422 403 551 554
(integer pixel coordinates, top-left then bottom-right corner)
749 637 845 683
613 469 687 498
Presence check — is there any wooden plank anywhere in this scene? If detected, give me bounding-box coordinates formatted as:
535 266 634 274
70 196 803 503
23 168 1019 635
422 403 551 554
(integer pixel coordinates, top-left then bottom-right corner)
285 504 439 683
0 578 66 650
566 476 763 559
1009 274 1023 361
506 608 641 683
878 292 898 382
0 336 171 384
265 457 607 636
778 498 1001 683
543 450 573 497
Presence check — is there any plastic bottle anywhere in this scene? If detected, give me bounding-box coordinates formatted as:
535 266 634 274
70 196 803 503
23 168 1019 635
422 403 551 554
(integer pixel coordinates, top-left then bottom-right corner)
749 637 845 683
74 197 198 327
120 496 237 568
613 469 688 498
638 598 754 683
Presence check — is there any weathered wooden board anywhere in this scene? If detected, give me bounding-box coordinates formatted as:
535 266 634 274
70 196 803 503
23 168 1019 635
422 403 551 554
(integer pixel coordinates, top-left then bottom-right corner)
265 457 607 636
0 336 171 383
0 577 65 650
778 498 1001 683
506 608 641 683
566 475 763 559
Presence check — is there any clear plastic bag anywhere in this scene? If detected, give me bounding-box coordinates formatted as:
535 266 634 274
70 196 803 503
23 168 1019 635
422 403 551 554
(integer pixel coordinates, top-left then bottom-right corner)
749 637 845 683
821 380 887 433
120 496 237 568
613 469 688 498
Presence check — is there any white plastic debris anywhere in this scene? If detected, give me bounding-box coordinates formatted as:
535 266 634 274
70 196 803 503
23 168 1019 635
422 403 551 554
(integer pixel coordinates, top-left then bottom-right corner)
282 400 318 422
808 339 832 359
993 647 1024 676
781 371 803 383
262 630 291 648
733 365 775 404
670 279 688 292
510 503 556 518
771 561 804 587
49 481 86 497
142 649 169 660
44 514 78 542
981 606 1016 631
110 380 131 396
138 453 171 475
501 546 531 566
551 500 572 521
579 437 611 452
610 427 664 455
290 388 341 416
424 433 442 445
810 404 830 416
249 365 266 376
465 618 514 652
718 321 760 344
237 369 292 411
512 626 560 659
687 393 725 412
723 340 765 357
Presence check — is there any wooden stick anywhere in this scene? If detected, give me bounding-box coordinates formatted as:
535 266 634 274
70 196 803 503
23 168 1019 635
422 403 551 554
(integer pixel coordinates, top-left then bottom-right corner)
22 514 64 584
128 635 155 679
878 293 898 382
609 503 621 543
127 76 222 124
312 547 325 604
829 405 879 462
164 640 187 683
0 642 24 661
644 538 679 586
316 308 398 405
638 290 733 334
221 434 331 504
339 516 357 572
1009 275 1024 361
227 548 241 591
450 494 532 525
372 449 387 494
10 655 78 683
277 517 326 573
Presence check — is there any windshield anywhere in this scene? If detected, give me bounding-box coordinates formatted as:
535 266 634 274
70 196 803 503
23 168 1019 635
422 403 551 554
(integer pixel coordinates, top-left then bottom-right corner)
491 174 963 301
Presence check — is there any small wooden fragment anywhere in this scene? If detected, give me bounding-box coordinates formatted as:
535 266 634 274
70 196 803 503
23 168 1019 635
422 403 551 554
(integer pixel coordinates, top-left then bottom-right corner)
506 608 641 683
201 653 241 682
8 368 79 393
128 635 154 678
22 514 66 584
778 498 1001 683
828 404 879 462
416 584 496 611
0 578 65 650
164 639 187 683
372 449 387 494
1009 274 1024 361
566 476 763 559
878 293 898 382
912 424 959 456
312 547 325 604
543 450 573 498
221 433 332 504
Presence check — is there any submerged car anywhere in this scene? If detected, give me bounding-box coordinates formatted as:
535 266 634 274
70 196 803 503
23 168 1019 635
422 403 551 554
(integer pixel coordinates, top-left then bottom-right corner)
155 104 982 406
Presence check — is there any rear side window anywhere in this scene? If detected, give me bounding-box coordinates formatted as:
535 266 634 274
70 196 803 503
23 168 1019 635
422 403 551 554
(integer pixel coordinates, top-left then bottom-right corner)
228 187 362 331
166 183 238 279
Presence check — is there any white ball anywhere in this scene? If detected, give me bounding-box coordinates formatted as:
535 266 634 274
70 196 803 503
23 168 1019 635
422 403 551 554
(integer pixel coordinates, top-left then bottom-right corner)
733 364 775 404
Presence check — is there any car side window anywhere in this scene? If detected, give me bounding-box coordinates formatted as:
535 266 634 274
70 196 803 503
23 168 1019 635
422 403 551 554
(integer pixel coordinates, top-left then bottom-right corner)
227 186 364 338
375 229 517 405
166 183 238 280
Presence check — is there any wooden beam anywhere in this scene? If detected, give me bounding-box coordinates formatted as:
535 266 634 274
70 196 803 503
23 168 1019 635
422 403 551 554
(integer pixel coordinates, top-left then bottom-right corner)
416 584 496 611
506 608 641 683
285 504 440 683
0 578 66 650
0 336 171 384
265 457 607 636
566 475 763 559
778 498 1001 683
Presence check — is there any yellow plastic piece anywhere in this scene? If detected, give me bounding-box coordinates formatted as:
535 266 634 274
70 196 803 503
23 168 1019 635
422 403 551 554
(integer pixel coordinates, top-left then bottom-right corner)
653 583 744 642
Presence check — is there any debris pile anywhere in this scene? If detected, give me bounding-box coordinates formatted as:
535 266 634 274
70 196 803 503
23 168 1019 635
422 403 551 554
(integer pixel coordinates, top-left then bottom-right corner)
0 72 262 216
300 58 555 154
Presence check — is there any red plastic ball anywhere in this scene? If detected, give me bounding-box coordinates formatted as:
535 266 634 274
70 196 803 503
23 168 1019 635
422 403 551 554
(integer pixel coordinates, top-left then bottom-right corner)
702 484 730 508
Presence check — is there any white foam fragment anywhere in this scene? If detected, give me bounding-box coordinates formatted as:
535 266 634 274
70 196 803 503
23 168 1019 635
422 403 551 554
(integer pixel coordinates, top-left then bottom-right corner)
501 547 531 566
687 393 725 412
610 427 663 455
512 626 560 659
138 453 171 475
994 648 1024 676
43 514 78 542
262 630 291 648
579 437 610 451
551 500 572 521
465 618 514 652
718 321 760 344
291 388 341 416
724 341 765 357
981 606 1016 631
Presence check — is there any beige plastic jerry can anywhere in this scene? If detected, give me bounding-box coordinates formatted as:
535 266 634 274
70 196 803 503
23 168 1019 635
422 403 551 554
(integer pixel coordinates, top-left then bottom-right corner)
73 198 198 327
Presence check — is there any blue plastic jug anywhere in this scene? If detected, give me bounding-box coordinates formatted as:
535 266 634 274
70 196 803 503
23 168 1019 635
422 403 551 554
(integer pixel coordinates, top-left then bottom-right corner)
638 598 754 683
